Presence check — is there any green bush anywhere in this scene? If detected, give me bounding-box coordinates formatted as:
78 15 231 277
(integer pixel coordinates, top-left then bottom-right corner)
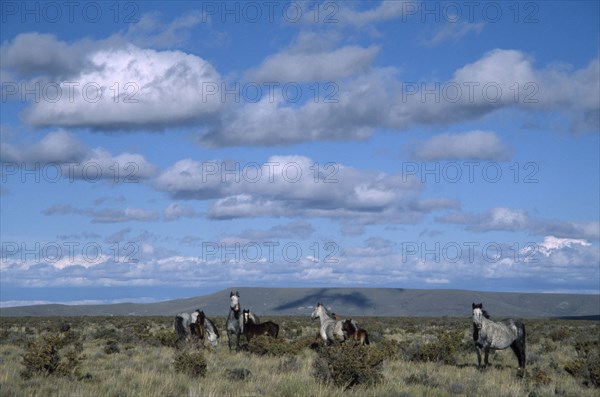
399 329 464 365
247 335 311 356
312 341 388 389
564 339 600 387
103 339 120 354
173 350 207 377
20 333 83 380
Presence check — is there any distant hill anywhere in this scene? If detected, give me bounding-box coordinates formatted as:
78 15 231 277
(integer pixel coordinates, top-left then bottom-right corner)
1 287 599 318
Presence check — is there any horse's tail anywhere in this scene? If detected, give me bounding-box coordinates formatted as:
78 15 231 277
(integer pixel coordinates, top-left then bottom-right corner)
510 320 526 368
272 323 279 338
175 315 188 340
206 318 219 338
363 330 370 345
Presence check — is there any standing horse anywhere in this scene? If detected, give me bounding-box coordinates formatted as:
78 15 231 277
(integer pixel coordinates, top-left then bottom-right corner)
472 303 526 369
341 319 370 345
227 291 243 352
242 309 279 342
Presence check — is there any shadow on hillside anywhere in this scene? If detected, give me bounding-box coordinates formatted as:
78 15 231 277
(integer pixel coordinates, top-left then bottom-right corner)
273 288 381 312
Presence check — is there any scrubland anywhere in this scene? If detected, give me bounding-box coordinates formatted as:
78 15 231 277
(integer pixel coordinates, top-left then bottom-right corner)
0 316 598 396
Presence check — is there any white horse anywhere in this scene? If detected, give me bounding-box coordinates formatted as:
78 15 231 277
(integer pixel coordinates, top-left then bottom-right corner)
175 309 219 347
310 303 359 344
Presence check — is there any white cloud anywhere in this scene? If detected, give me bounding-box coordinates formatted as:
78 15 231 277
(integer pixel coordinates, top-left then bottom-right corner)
0 129 88 163
338 1 410 27
43 205 160 223
438 207 599 240
422 21 485 47
20 44 223 130
247 38 380 82
411 130 511 161
537 236 592 256
124 10 208 48
164 203 201 221
1 130 157 182
155 154 440 227
0 33 93 79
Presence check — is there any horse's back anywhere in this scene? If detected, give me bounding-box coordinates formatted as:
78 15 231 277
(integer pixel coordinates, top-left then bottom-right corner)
265 321 279 337
175 313 191 338
500 318 525 337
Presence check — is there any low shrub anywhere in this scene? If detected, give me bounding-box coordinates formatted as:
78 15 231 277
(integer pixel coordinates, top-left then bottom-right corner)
399 329 465 365
103 339 120 354
20 333 83 379
173 350 207 377
247 335 311 356
312 341 388 389
564 339 600 387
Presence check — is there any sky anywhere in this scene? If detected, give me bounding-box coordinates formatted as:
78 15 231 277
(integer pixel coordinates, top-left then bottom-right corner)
0 1 599 307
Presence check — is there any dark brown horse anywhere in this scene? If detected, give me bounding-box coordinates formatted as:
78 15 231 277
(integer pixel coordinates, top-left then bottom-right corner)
190 309 206 342
341 319 369 345
242 309 279 342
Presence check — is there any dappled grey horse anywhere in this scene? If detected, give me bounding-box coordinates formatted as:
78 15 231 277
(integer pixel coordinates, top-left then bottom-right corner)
227 291 243 352
472 303 526 369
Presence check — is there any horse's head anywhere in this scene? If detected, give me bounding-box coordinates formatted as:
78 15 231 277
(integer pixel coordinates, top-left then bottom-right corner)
242 309 250 324
310 303 323 320
341 319 354 333
230 291 240 312
472 302 484 325
197 310 206 324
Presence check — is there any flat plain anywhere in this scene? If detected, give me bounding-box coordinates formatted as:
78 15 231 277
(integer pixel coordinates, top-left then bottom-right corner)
0 315 598 396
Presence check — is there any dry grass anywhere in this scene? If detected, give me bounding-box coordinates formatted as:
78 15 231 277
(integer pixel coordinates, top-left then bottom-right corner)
0 316 598 396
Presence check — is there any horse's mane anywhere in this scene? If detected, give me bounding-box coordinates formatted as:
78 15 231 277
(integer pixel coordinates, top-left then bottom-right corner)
472 309 491 341
322 305 335 319
205 317 219 337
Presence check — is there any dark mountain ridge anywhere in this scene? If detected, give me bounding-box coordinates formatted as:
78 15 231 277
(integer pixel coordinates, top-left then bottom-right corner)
1 287 598 318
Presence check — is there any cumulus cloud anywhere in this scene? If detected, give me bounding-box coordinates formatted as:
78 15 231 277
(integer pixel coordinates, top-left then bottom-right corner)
163 203 202 221
154 154 449 228
43 204 160 223
124 10 208 49
438 207 599 240
422 21 485 47
4 23 597 141
411 131 511 161
0 33 94 79
0 130 157 182
21 44 223 131
217 220 315 246
0 129 88 163
199 49 599 146
337 1 409 27
247 30 380 82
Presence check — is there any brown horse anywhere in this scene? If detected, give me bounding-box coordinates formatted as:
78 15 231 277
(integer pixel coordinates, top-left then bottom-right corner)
242 309 279 342
341 319 369 345
190 309 206 342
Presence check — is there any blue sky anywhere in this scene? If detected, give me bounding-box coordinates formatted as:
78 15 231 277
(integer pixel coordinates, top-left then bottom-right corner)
1 1 599 306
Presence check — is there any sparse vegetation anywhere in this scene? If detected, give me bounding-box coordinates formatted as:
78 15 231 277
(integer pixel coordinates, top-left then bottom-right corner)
0 315 598 396
173 350 207 377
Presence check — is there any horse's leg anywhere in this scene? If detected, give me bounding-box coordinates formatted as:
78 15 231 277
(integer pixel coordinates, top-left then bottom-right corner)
235 331 240 352
511 337 526 369
476 345 482 369
483 346 490 369
227 330 233 351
